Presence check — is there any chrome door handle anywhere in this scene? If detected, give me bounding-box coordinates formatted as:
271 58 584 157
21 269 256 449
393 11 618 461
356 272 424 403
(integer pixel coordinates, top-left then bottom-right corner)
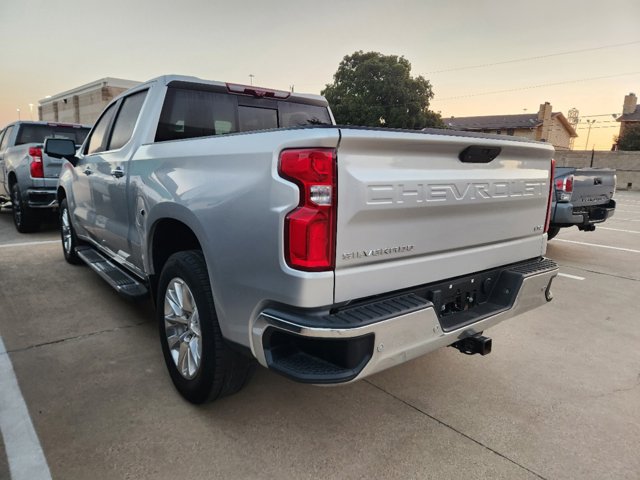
83 167 92 175
110 167 124 179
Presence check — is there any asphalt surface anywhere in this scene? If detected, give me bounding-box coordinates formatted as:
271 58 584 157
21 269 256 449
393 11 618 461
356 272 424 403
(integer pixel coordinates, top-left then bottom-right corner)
1 193 639 480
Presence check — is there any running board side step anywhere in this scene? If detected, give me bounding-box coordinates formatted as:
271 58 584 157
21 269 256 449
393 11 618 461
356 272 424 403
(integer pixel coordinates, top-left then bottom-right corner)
76 247 148 299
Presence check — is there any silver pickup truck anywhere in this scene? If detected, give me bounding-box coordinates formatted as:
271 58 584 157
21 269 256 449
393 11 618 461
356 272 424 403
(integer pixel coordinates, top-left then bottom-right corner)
0 121 90 232
49 75 558 404
548 167 616 239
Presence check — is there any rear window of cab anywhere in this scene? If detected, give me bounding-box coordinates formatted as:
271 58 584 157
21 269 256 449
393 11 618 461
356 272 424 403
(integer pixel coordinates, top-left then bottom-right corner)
155 87 331 142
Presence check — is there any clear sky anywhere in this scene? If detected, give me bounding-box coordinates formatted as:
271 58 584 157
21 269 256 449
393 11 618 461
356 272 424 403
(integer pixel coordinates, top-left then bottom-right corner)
1 0 639 150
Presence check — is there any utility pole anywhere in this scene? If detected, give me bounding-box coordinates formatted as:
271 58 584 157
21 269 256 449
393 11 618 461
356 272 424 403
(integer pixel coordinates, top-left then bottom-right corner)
249 74 254 86
584 119 596 150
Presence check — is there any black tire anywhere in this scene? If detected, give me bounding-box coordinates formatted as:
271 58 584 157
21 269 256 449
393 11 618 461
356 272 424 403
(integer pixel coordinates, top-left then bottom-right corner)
11 182 38 233
547 227 561 240
59 198 83 265
157 250 255 404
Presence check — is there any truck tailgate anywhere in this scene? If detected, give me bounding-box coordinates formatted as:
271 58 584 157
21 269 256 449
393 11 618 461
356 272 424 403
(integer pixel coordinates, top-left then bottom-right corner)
42 151 65 178
334 128 554 303
569 168 616 207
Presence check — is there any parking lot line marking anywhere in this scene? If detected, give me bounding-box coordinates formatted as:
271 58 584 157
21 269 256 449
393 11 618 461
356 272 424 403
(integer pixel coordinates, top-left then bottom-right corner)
0 336 52 480
599 227 640 234
558 273 585 280
615 209 640 213
555 239 640 253
609 218 640 222
0 240 58 249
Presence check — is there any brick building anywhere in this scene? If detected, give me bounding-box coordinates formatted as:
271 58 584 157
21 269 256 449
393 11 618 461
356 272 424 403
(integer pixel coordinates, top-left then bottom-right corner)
38 78 140 125
616 92 639 138
443 102 578 150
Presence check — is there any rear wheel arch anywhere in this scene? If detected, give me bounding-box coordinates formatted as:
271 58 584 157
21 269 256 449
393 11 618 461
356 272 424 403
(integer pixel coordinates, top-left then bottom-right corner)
156 249 255 403
149 217 204 302
7 171 17 188
57 186 67 204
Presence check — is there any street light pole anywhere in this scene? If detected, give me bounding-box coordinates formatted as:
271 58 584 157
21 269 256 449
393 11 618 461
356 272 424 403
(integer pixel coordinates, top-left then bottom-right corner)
249 74 254 86
16 108 20 120
29 103 34 120
584 119 596 150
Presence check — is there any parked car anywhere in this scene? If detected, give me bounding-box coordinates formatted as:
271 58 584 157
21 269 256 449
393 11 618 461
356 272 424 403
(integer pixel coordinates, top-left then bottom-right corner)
548 167 616 240
0 121 90 232
50 75 558 404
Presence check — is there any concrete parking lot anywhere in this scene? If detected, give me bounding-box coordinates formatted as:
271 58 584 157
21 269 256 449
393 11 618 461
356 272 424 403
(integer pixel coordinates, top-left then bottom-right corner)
1 193 639 480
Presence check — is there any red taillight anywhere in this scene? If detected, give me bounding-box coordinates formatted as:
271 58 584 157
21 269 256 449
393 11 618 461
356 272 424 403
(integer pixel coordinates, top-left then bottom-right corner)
555 175 573 192
279 148 337 271
544 159 555 233
564 175 573 193
29 147 44 178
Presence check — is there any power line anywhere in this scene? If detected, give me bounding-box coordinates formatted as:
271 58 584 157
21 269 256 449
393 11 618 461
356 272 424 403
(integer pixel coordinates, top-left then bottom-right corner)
427 40 640 74
575 125 619 130
432 71 640 102
579 113 622 118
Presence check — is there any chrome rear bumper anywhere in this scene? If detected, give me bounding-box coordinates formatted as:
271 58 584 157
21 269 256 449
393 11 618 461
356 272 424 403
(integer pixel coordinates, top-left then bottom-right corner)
251 258 558 384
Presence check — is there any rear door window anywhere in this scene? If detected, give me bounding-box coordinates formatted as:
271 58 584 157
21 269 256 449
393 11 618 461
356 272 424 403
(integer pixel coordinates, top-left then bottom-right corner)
0 126 14 151
108 90 148 150
86 103 118 155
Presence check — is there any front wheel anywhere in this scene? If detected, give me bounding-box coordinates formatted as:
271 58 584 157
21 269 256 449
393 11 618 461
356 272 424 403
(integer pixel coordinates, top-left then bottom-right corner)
157 250 255 404
59 198 82 264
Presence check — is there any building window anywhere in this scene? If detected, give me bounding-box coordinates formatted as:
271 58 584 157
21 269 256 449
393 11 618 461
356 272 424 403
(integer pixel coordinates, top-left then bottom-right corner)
496 129 502 134
507 129 514 136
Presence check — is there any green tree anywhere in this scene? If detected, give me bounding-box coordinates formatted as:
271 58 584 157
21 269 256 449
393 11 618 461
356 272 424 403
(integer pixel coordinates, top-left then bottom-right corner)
322 51 443 129
617 123 640 151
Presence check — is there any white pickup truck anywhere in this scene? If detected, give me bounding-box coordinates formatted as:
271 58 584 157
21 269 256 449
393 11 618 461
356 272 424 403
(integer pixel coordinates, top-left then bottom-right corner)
48 75 558 404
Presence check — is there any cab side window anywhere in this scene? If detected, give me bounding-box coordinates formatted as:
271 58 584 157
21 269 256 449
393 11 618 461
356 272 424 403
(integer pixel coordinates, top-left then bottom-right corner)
108 90 148 151
86 103 118 155
0 126 14 151
155 88 238 142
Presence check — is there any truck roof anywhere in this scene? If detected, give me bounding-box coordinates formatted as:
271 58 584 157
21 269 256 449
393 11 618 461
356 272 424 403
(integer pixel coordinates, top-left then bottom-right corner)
1 120 90 129
136 74 328 107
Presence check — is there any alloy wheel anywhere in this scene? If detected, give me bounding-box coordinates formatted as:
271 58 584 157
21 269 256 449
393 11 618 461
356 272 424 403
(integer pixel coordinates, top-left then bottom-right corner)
61 207 72 254
163 277 202 379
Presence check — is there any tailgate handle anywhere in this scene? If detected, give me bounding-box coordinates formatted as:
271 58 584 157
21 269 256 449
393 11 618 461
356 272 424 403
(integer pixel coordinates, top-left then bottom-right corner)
458 146 501 163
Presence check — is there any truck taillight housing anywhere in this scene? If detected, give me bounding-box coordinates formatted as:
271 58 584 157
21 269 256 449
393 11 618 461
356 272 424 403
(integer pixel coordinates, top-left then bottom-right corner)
279 148 337 271
555 174 573 202
29 147 44 178
545 159 555 234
